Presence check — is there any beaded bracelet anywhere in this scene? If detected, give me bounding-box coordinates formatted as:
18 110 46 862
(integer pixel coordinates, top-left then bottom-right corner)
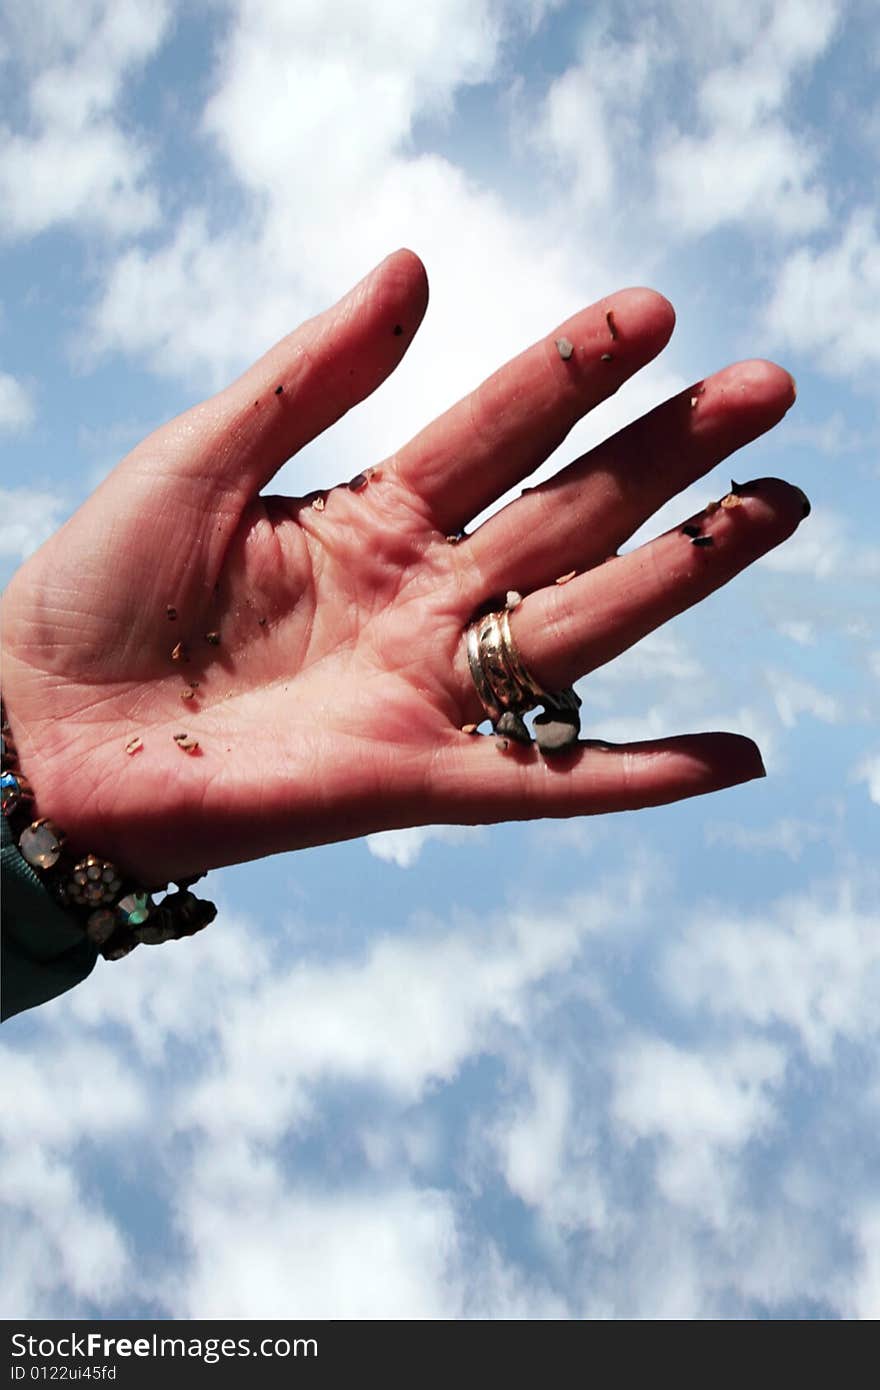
1 698 216 960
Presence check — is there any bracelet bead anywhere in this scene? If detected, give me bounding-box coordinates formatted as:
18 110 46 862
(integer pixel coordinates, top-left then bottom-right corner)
19 818 63 870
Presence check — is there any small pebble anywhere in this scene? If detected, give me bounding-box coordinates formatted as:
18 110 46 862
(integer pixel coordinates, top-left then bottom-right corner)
446 532 465 544
461 723 478 735
205 631 221 645
173 733 199 752
506 590 522 610
312 496 325 512
495 736 511 753
166 605 177 621
534 708 579 753
171 642 185 662
180 689 195 701
124 736 143 756
556 570 576 585
600 352 613 363
690 396 699 408
495 711 531 745
720 493 743 509
555 337 574 360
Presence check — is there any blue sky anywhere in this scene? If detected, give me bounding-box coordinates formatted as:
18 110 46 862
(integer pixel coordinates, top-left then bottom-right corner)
1 0 879 1318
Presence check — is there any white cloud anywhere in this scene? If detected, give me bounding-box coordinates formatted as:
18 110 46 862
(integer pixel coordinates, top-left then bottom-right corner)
174 889 620 1142
663 875 880 1064
848 1206 880 1319
164 1142 568 1318
765 667 841 728
0 371 34 432
202 0 504 186
366 824 482 867
0 1155 132 1318
587 628 707 690
493 1058 571 1209
654 0 838 239
0 486 69 560
656 123 826 239
774 410 867 458
0 1040 145 1143
612 1034 784 1148
172 1167 463 1318
0 1040 144 1317
775 619 815 646
612 1036 786 1229
61 905 271 1065
704 815 826 859
764 210 880 376
530 26 656 216
77 0 685 489
761 508 880 579
854 752 880 805
7 854 880 1319
79 0 513 389
0 0 168 241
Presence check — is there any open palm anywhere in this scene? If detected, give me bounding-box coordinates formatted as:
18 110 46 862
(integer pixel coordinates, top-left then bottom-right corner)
0 250 805 888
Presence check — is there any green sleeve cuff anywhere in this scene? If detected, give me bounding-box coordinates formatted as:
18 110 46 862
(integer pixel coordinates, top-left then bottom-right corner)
1 811 99 1021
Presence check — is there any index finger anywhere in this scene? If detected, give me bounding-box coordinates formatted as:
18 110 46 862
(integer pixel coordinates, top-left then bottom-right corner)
116 248 430 510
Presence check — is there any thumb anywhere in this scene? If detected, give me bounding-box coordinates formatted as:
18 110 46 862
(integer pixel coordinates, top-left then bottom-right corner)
119 247 430 511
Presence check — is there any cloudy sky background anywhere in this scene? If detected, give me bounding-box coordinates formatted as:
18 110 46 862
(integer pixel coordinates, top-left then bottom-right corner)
1 0 879 1318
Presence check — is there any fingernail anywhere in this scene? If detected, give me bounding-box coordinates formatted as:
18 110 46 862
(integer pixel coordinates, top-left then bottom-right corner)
737 738 766 782
792 484 811 518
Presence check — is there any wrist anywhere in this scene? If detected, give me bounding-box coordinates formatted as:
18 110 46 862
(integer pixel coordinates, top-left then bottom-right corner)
1 698 217 959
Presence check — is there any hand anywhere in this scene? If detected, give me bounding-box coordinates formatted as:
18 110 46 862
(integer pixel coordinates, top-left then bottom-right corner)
0 249 804 887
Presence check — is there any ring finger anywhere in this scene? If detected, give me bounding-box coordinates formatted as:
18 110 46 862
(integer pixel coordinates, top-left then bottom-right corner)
453 473 809 723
